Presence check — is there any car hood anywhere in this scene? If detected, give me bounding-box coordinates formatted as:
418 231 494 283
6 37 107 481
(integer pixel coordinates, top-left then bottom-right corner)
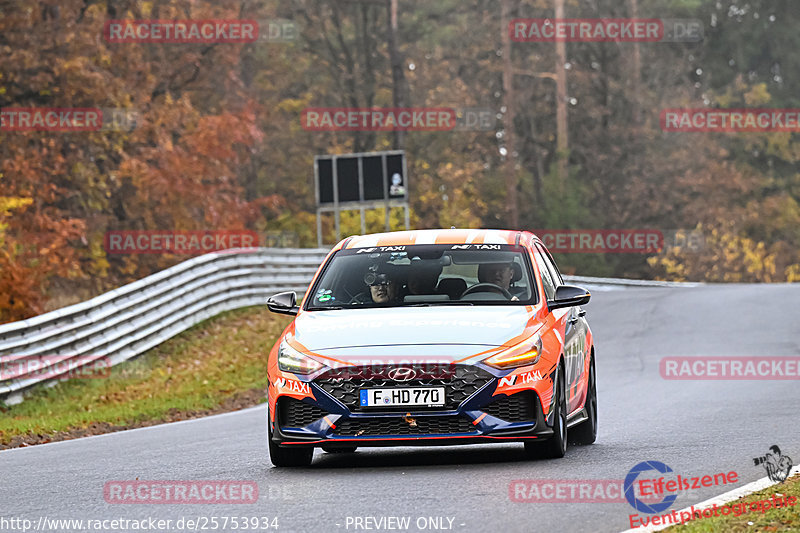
293 306 539 359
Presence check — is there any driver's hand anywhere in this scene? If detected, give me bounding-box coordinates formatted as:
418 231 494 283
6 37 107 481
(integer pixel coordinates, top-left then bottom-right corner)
511 296 519 301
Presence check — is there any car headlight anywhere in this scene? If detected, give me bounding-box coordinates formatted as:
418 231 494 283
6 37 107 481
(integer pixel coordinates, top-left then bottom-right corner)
484 337 543 369
278 340 325 374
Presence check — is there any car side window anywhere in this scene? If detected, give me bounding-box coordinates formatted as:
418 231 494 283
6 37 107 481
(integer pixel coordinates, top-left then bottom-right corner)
536 243 564 286
533 251 556 300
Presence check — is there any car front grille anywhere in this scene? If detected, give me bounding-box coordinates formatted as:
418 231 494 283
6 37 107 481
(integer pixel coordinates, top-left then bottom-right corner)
334 415 476 436
314 364 494 410
482 391 536 422
278 397 329 428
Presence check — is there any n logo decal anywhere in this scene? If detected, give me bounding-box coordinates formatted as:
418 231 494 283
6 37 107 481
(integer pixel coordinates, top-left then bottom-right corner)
499 375 517 387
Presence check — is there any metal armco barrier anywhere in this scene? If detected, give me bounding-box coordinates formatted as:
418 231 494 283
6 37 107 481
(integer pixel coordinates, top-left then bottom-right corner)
563 274 701 288
0 246 696 404
0 248 330 403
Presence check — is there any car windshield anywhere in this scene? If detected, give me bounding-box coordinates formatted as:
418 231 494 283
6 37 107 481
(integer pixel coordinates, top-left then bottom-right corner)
306 244 537 309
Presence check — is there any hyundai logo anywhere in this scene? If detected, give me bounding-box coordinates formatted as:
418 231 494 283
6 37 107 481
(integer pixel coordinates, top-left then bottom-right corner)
387 367 418 381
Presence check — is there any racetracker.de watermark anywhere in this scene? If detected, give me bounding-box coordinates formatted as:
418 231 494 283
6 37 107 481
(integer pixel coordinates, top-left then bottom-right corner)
509 18 702 42
660 356 800 380
661 109 800 132
104 481 258 504
532 229 705 253
0 108 138 132
510 479 631 502
103 19 296 44
104 230 259 255
0 355 110 381
318 361 457 380
0 516 279 532
301 107 494 131
510 469 738 505
531 229 664 253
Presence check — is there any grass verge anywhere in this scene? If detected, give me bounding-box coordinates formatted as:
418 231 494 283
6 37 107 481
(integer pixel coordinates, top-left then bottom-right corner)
0 307 291 449
662 472 800 532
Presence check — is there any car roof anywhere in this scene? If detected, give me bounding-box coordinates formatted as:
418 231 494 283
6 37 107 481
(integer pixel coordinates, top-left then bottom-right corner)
340 228 532 249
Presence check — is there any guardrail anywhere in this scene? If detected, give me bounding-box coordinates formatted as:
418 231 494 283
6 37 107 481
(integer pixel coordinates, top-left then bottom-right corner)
0 246 696 404
563 275 702 289
0 248 330 404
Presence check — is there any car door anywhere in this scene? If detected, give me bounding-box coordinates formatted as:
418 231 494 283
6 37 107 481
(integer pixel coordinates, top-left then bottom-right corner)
536 243 588 415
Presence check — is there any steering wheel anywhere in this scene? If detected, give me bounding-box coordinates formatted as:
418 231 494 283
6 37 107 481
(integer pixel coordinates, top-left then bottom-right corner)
460 283 513 299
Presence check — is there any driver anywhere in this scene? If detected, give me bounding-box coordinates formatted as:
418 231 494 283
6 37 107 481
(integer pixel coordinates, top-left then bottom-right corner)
478 262 515 290
475 261 521 301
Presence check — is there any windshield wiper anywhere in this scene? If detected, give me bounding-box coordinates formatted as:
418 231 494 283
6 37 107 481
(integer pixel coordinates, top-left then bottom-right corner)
305 306 344 311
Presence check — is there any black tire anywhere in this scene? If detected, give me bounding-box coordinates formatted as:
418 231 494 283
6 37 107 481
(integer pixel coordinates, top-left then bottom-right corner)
570 356 597 445
321 445 358 454
525 364 567 459
268 414 313 467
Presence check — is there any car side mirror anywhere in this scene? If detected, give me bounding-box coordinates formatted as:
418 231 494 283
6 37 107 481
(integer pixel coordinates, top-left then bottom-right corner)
267 291 299 316
547 285 591 311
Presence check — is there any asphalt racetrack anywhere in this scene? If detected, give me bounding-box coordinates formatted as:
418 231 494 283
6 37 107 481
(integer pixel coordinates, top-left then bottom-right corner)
2 284 799 532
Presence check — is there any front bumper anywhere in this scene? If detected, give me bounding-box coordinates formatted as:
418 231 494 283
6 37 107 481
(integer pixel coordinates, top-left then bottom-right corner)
269 364 554 448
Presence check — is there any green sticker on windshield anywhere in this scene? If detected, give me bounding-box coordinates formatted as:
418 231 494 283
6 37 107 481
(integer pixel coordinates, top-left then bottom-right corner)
317 289 334 302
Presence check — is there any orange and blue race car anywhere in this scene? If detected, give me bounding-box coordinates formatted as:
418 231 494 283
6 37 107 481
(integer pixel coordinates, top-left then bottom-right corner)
265 228 596 467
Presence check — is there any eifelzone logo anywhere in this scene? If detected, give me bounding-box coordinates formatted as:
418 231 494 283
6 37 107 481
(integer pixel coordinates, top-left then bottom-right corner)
754 445 793 483
624 461 678 514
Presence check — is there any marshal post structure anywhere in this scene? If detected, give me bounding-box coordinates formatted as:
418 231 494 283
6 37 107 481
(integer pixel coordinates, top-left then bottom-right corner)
314 150 410 247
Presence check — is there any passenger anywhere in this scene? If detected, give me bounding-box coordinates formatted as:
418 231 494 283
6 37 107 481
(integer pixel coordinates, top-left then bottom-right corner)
352 262 403 304
407 259 443 295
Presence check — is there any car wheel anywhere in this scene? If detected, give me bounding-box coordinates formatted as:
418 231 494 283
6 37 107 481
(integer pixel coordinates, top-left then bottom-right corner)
268 413 313 467
569 356 597 445
321 445 358 454
525 364 567 459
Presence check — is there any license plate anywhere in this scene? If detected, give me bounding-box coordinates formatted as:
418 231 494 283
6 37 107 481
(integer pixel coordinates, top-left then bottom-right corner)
359 387 445 407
